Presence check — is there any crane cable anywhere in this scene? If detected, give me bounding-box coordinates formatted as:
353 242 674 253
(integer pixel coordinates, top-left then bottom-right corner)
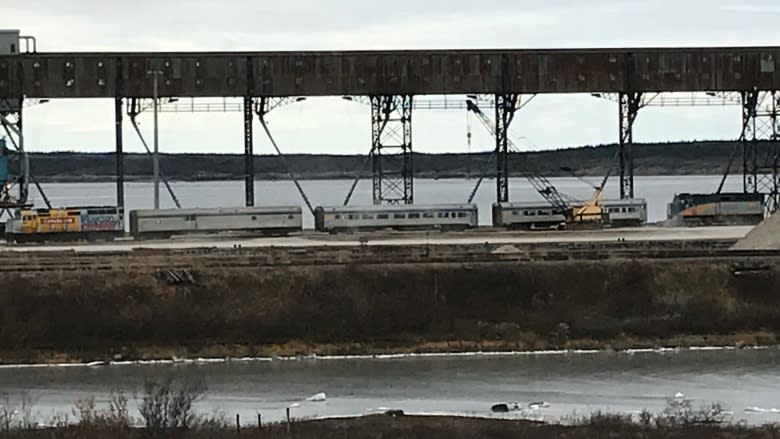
259 116 315 216
128 115 182 208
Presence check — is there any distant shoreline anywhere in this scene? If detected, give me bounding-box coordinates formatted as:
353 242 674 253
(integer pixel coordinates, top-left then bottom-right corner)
34 172 733 185
22 140 748 183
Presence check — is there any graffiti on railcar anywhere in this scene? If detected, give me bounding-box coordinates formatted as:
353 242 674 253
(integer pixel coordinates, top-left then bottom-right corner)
80 214 121 231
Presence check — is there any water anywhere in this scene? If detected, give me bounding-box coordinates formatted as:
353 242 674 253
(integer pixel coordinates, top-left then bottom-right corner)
1 349 779 425
26 175 743 229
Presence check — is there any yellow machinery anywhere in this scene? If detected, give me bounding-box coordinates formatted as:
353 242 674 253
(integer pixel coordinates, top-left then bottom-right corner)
566 171 611 226
466 99 611 229
15 208 81 234
569 188 605 224
6 206 124 243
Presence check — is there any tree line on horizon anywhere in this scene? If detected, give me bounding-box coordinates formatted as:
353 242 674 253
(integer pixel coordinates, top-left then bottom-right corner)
23 140 745 181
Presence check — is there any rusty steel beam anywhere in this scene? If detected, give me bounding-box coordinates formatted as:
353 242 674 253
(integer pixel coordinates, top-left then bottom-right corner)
618 92 643 199
495 93 519 203
114 97 124 211
1 48 779 98
243 95 254 207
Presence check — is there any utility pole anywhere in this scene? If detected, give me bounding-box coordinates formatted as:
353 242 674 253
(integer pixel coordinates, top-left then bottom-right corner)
148 70 162 209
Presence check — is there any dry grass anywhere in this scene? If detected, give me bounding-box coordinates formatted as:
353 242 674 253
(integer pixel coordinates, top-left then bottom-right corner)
0 256 779 364
0 415 778 439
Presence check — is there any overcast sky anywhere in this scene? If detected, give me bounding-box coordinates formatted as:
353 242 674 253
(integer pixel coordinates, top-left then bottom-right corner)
5 0 780 155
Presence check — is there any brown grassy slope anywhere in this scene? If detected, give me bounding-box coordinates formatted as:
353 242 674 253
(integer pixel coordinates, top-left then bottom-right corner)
1 254 780 362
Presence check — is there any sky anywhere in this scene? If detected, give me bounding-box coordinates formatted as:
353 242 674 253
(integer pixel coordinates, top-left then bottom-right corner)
4 0 780 155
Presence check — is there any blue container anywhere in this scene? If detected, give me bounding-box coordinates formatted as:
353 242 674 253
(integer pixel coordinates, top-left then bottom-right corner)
0 157 7 183
0 139 6 183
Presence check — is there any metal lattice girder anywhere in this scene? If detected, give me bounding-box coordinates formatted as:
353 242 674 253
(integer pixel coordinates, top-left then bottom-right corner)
494 94 520 203
742 90 780 213
370 95 413 205
618 92 643 199
0 97 28 212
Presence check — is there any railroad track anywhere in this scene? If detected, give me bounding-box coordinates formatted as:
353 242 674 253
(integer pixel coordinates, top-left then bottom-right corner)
0 240 775 273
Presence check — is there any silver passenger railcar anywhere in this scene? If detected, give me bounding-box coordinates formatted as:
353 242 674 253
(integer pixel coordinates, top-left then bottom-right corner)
601 198 648 227
314 204 478 233
130 206 303 238
492 202 566 230
493 198 648 229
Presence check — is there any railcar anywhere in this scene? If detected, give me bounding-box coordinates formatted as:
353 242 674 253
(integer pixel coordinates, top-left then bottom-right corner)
492 198 648 229
601 198 648 227
314 204 478 233
129 206 303 238
492 202 566 230
666 193 764 226
5 206 124 243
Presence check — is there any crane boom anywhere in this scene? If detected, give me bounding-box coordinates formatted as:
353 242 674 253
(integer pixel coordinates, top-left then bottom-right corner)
465 100 570 214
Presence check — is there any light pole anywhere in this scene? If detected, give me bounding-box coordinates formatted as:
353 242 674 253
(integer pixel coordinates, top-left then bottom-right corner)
147 70 162 209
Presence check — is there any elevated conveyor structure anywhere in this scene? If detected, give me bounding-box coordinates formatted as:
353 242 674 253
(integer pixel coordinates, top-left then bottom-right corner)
2 45 780 209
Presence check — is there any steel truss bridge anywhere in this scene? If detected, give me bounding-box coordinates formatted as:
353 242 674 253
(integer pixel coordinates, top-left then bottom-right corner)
1 47 780 210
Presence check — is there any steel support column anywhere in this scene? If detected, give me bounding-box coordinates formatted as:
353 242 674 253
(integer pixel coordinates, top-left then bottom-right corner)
741 90 780 212
618 92 643 199
370 95 413 205
243 96 255 206
494 94 519 203
0 97 27 208
114 97 124 211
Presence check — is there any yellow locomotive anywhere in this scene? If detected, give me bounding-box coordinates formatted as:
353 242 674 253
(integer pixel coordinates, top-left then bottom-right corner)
5 206 124 243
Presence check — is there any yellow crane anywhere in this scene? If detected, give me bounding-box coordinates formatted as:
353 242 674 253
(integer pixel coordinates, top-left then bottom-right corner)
466 99 611 228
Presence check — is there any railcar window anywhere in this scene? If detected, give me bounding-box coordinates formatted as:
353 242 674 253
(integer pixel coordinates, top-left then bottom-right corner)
457 212 467 218
393 213 406 219
629 208 636 213
288 215 295 220
423 213 435 219
252 216 258 220
362 214 374 220
377 214 389 220
348 214 359 220
335 215 342 220
408 213 421 219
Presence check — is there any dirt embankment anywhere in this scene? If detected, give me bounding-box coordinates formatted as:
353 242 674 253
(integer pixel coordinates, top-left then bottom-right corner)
1 244 779 363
